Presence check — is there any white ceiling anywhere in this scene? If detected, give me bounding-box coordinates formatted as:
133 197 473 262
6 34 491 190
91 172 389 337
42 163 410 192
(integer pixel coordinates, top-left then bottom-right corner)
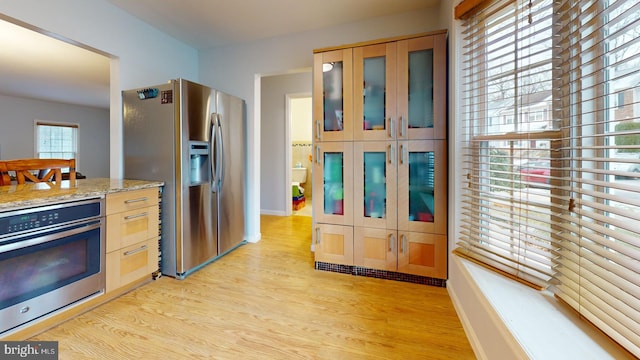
0 0 439 109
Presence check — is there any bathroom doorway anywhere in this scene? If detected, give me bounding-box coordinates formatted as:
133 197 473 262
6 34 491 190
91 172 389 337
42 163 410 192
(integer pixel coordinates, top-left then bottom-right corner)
287 93 312 216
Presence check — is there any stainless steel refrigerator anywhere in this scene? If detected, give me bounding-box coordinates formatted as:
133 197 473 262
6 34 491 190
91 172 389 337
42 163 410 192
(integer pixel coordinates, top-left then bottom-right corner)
122 78 246 279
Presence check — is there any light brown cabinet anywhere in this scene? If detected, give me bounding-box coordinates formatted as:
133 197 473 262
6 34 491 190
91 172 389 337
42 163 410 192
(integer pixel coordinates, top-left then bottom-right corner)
105 188 160 293
313 48 353 142
313 31 448 281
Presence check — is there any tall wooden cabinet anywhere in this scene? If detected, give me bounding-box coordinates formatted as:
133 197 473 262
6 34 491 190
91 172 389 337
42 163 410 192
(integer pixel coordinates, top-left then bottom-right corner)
312 30 448 281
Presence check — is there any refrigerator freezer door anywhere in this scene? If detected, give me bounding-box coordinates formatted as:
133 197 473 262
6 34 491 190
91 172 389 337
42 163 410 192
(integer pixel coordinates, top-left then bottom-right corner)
216 91 246 255
123 82 179 276
178 79 218 276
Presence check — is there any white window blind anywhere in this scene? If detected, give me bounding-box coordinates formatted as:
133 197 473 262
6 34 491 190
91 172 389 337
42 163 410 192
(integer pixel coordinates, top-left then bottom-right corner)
554 0 640 356
457 0 640 356
457 0 558 289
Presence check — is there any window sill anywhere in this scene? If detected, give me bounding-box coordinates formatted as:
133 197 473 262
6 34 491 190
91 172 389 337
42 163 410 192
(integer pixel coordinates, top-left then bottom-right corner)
447 256 633 360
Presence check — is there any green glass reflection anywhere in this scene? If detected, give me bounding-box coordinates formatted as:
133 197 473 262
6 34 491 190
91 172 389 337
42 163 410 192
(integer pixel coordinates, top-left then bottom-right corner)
363 56 386 131
408 151 435 222
324 152 344 215
323 61 344 132
408 49 434 129
363 152 386 218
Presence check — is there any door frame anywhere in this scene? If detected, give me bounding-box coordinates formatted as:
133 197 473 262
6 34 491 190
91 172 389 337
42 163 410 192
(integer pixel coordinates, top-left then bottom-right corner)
285 92 312 216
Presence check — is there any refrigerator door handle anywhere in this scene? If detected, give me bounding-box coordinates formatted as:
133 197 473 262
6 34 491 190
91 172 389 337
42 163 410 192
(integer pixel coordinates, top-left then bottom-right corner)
210 113 218 193
216 113 225 193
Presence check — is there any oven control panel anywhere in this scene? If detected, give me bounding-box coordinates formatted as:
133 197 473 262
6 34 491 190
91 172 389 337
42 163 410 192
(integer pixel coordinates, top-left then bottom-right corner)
0 199 103 238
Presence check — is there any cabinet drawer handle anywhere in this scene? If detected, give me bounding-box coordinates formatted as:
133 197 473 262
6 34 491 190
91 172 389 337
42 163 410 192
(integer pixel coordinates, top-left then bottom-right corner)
124 244 147 256
316 146 321 164
389 144 395 165
316 120 321 140
315 227 321 245
124 212 148 221
388 117 394 139
388 233 395 252
400 116 406 138
125 197 148 204
400 144 406 164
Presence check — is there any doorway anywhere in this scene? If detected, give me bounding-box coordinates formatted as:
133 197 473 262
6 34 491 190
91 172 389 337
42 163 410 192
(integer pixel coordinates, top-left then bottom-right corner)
287 94 313 216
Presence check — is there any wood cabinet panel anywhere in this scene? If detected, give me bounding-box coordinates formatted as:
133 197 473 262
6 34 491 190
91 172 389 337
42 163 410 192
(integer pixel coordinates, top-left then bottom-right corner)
106 205 159 252
354 227 397 271
106 238 158 293
313 224 353 265
106 188 158 215
105 188 160 293
397 232 447 279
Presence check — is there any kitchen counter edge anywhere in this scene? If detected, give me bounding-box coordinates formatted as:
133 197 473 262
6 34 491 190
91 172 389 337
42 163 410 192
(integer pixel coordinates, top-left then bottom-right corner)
0 178 164 212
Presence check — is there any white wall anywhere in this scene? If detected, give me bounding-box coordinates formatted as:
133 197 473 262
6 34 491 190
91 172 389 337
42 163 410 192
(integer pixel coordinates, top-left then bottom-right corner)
0 0 199 179
260 72 312 215
200 7 444 242
291 98 312 142
0 94 110 177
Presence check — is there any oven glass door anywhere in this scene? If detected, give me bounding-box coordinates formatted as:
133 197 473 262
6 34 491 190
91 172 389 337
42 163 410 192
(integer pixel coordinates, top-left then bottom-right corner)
0 221 102 311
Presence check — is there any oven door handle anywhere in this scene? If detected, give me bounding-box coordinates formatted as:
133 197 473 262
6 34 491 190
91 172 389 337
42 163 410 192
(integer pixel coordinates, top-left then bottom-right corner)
0 220 102 253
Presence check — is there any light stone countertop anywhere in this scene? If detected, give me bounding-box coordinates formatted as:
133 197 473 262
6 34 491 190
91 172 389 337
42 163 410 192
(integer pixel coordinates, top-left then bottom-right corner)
0 178 163 211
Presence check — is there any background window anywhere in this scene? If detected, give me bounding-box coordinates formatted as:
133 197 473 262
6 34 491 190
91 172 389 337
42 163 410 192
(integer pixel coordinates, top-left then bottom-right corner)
35 121 78 165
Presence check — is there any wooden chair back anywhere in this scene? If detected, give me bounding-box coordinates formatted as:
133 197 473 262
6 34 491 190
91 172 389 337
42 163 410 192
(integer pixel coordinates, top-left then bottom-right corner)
0 158 76 185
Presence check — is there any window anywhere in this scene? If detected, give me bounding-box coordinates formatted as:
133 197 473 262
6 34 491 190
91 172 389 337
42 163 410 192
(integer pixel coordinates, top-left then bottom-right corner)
35 121 78 164
456 0 640 356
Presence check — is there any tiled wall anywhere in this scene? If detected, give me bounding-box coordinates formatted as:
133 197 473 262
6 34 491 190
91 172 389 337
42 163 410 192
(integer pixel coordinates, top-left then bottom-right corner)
292 141 312 200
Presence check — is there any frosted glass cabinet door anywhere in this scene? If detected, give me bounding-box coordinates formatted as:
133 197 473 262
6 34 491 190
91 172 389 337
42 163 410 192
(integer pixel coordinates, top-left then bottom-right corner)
313 142 353 225
313 49 353 142
353 43 397 141
353 141 397 229
397 140 447 234
397 34 446 140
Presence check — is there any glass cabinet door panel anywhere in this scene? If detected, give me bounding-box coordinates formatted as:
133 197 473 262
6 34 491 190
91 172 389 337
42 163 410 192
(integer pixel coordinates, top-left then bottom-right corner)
323 152 345 216
364 151 386 219
398 140 446 234
312 142 353 225
353 141 397 229
313 49 353 142
363 57 386 131
354 43 396 141
408 49 434 130
323 61 344 132
397 34 446 140
408 150 435 223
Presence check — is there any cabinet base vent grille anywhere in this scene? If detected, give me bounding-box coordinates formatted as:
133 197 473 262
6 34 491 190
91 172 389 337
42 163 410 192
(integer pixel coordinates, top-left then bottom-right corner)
315 262 446 288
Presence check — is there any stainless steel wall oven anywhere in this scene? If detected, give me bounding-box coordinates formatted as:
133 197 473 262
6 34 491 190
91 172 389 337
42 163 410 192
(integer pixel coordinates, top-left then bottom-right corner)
0 198 105 335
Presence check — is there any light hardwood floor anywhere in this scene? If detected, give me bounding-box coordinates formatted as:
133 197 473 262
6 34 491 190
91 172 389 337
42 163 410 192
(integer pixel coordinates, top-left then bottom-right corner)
30 215 476 359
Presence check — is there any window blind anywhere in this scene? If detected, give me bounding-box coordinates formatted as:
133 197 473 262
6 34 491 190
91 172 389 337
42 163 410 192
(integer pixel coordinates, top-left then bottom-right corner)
553 0 640 356
458 0 640 356
457 0 558 289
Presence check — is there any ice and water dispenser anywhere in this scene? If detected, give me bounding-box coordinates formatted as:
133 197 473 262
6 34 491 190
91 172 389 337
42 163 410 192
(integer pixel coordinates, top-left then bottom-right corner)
189 141 210 185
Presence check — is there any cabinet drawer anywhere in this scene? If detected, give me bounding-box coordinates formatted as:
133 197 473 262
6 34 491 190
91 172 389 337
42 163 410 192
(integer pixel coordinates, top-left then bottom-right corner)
106 205 159 252
106 188 159 215
106 238 159 293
